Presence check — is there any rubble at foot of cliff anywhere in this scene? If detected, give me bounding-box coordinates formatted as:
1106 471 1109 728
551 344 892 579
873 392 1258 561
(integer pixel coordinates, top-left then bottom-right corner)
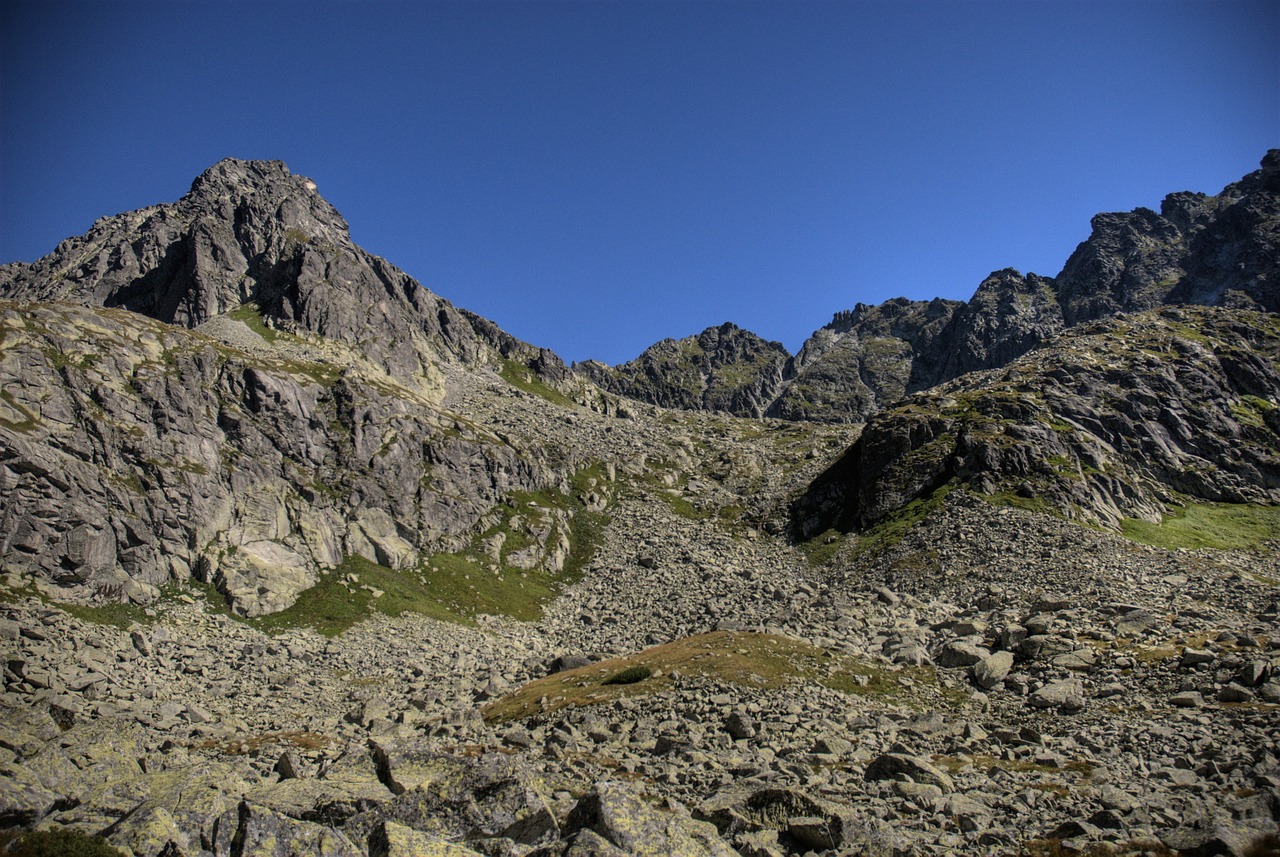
2 487 1277 856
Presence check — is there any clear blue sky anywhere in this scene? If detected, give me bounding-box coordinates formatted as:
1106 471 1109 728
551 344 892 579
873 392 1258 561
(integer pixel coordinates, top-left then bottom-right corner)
2 1 1276 365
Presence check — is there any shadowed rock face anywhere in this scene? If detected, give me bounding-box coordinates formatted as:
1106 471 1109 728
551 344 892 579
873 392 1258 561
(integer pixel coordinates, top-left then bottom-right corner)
0 158 564 383
793 305 1280 536
937 269 1063 381
767 297 962 423
1057 150 1280 324
0 160 577 615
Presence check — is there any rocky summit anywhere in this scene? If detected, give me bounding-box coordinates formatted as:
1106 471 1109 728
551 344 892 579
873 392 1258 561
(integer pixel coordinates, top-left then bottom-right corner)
0 155 1278 857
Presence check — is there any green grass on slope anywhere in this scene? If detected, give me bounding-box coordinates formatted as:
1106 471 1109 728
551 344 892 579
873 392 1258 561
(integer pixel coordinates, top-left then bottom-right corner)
250 555 467 636
1121 502 1280 551
498 357 576 407
227 301 280 343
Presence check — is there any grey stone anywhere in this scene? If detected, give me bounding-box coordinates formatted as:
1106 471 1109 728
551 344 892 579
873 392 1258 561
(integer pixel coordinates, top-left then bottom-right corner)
971 650 1014 690
864 753 954 793
1170 691 1205 708
1029 680 1086 711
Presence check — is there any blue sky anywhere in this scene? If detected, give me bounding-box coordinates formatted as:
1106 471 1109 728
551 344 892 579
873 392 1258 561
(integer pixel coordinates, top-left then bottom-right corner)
2 1 1276 366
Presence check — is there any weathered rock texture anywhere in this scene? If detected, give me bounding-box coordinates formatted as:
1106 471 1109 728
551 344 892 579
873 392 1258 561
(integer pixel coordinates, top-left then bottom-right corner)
1 155 1279 857
577 322 789 418
769 297 962 423
795 305 1280 534
0 158 564 383
0 301 566 616
0 160 587 616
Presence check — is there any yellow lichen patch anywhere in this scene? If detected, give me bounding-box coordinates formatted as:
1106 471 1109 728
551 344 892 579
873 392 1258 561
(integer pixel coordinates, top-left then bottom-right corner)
193 729 331 755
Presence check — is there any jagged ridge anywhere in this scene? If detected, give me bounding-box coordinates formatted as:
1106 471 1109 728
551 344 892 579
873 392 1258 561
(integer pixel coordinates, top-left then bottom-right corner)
585 150 1280 423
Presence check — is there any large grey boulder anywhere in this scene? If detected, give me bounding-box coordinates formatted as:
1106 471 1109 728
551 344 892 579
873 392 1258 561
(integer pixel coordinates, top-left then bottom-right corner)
566 781 736 857
863 753 955 793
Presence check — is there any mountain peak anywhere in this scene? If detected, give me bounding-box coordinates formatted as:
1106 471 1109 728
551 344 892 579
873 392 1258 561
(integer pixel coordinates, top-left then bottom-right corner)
0 159 559 382
188 157 297 195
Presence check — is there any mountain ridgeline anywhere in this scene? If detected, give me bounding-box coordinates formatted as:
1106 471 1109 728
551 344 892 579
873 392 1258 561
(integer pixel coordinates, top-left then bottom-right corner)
584 150 1280 423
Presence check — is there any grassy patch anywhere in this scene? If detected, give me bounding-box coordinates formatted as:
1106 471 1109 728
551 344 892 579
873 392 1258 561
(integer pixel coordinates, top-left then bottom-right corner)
656 489 710 521
985 490 1054 515
228 302 280 343
484 631 815 722
824 660 970 709
0 388 39 432
417 552 562 624
498 358 575 407
931 753 1096 779
602 665 652 685
194 729 330 755
1232 395 1276 430
1120 502 1280 551
854 482 955 555
482 630 956 724
267 356 343 386
0 828 125 857
249 555 467 637
800 529 846 567
58 598 153 630
1020 839 1177 857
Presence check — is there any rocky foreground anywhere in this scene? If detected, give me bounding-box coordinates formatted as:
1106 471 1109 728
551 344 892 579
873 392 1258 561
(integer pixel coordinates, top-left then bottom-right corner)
2 450 1278 855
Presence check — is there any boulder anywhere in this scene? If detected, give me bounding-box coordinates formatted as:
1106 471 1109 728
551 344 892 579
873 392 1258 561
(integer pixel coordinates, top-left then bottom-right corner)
863 754 954 793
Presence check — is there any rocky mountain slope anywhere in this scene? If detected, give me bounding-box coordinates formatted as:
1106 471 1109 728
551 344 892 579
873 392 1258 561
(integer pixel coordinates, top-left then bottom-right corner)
0 160 601 619
795 305 1280 537
575 322 789 419
587 151 1280 423
1 156 1278 856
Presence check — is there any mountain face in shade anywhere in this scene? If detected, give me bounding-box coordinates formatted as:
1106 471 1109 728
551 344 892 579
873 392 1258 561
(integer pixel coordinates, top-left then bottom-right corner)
793 305 1280 536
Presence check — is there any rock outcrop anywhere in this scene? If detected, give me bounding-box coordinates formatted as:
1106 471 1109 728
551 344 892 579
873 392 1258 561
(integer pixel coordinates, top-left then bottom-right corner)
794 305 1280 534
0 160 591 616
0 301 566 616
1057 150 1280 324
767 297 962 423
2 154 1279 857
577 322 789 418
0 158 565 384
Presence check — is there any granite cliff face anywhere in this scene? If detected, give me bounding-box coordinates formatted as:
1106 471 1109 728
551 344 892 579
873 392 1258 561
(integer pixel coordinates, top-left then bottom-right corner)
0 158 564 385
794 305 1280 536
767 297 961 423
1056 151 1280 324
0 160 585 618
576 322 789 418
